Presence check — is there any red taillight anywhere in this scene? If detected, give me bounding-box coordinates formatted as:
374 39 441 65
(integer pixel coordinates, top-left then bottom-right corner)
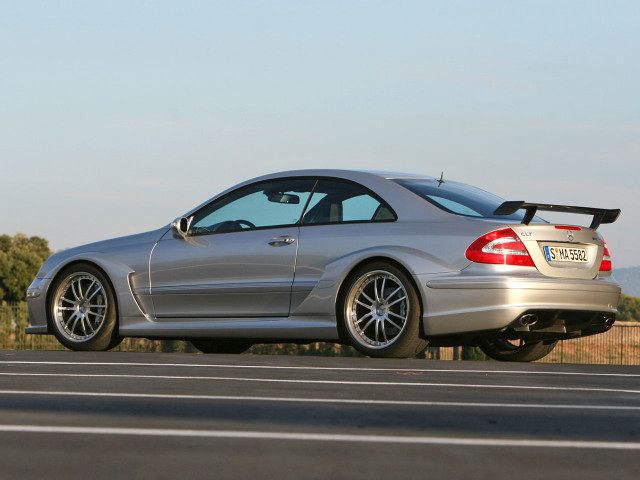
599 240 612 271
466 228 535 267
555 225 582 230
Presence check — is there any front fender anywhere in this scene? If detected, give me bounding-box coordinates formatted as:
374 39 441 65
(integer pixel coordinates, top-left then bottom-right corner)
39 252 149 329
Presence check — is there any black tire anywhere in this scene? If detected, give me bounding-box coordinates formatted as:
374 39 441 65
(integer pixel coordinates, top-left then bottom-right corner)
340 261 427 358
478 338 558 362
190 339 253 354
48 263 121 351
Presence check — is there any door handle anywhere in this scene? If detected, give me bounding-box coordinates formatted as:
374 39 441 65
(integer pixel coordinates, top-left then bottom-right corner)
268 235 296 247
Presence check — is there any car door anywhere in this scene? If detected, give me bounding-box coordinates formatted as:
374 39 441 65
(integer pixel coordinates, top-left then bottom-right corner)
291 179 397 310
149 178 316 319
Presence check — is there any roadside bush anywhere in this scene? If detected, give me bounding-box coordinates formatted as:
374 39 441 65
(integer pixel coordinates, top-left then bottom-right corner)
618 294 640 322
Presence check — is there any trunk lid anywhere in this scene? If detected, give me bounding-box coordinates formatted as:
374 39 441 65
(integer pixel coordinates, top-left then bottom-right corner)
510 224 605 279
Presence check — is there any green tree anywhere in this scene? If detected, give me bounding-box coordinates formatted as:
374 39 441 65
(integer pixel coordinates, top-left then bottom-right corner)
618 294 640 322
0 233 52 302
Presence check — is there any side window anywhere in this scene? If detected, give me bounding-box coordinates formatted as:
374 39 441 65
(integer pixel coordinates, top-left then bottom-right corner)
427 196 483 217
301 180 395 225
342 195 385 221
190 179 316 234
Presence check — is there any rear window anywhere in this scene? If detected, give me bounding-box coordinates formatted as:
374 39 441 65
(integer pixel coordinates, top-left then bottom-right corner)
392 178 542 222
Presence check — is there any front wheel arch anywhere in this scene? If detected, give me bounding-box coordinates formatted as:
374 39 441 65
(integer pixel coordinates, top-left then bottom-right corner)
46 261 122 351
45 260 119 321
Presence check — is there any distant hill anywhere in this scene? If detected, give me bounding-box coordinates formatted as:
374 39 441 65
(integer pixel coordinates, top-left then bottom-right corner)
614 266 640 297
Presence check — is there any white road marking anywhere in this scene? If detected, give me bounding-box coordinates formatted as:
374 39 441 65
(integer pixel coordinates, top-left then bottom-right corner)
1 360 639 378
1 372 639 394
0 425 638 450
1 389 640 411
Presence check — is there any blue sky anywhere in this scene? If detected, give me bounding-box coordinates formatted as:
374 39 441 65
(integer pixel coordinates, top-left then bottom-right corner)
2 1 638 267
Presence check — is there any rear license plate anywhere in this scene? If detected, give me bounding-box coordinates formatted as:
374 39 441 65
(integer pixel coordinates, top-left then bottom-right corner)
543 245 588 263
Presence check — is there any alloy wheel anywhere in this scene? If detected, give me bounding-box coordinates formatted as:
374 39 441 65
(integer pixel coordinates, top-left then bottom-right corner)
345 270 409 349
52 272 108 342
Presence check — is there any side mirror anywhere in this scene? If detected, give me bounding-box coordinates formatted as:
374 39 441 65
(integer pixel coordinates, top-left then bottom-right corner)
170 216 192 238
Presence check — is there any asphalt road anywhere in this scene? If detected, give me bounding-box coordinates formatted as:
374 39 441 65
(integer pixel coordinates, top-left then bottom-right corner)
1 350 639 479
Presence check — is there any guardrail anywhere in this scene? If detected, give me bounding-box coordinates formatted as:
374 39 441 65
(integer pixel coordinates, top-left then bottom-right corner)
2 302 638 364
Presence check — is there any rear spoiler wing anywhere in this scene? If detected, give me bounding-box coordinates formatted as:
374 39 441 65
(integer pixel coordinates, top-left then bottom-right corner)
493 201 621 229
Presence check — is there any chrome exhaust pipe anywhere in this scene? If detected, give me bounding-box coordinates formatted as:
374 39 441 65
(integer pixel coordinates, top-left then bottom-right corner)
518 314 539 327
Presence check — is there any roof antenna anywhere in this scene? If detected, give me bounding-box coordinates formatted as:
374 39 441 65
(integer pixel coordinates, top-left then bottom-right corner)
437 171 445 187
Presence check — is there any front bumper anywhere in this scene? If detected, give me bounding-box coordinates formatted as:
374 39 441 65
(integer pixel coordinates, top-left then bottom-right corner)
418 274 621 338
26 277 51 334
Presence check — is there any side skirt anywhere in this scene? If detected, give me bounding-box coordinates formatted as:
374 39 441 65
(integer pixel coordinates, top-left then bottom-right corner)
119 315 339 341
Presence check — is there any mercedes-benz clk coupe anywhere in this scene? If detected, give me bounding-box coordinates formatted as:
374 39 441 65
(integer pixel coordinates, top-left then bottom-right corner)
26 169 621 361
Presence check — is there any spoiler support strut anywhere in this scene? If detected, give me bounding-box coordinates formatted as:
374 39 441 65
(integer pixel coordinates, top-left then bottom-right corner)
493 201 620 230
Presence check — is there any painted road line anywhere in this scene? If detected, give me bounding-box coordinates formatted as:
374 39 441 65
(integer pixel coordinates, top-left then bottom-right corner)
1 372 639 394
1 360 639 377
1 389 640 411
0 425 639 450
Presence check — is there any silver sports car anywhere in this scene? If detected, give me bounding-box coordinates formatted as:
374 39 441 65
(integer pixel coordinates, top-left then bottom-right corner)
26 169 621 361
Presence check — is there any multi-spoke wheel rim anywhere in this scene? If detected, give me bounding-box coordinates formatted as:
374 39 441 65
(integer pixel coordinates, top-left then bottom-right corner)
52 272 108 342
345 270 409 349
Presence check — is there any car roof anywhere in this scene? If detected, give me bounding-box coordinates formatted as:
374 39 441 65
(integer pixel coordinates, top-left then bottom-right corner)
182 168 450 222
251 169 438 182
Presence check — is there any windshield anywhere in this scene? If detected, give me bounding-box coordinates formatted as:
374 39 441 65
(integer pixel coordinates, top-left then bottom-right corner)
392 178 544 222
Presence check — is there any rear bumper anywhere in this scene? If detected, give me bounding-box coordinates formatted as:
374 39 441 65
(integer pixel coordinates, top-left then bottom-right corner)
418 274 621 337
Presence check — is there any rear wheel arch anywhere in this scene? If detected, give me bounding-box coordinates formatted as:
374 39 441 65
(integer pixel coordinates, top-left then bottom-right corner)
337 256 424 328
336 256 427 357
478 338 558 362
